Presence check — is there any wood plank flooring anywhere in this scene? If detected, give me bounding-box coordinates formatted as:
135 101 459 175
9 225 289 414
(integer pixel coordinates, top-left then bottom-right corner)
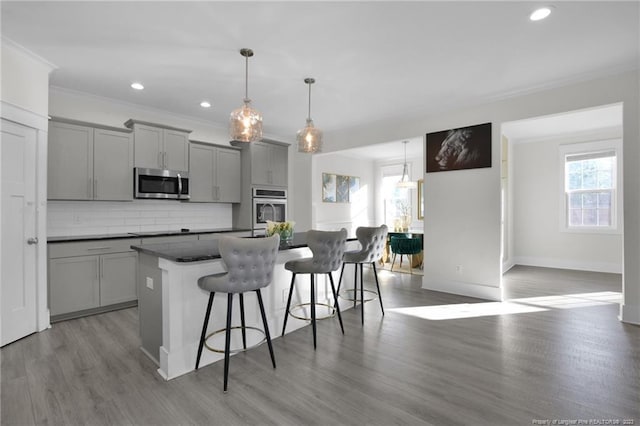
2 265 638 425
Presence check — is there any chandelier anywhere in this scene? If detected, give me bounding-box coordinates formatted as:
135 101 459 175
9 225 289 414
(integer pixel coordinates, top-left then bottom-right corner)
229 48 263 143
297 78 322 153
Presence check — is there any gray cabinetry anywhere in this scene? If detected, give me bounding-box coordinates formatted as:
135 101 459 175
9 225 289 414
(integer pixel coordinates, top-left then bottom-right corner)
48 238 140 321
189 142 241 203
126 120 190 171
49 256 100 316
48 119 133 201
250 141 288 187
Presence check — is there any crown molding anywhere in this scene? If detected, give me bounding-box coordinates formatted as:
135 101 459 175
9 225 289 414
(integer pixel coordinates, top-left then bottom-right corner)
1 36 57 71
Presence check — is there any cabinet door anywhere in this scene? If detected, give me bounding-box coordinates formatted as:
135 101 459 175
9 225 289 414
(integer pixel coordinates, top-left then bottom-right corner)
251 142 271 185
48 122 93 200
100 252 137 306
188 144 215 202
133 124 163 169
216 148 241 202
269 144 288 187
94 129 133 201
163 129 189 172
49 256 100 316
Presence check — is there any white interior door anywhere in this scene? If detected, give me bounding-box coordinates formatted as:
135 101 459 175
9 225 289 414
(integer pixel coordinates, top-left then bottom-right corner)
1 119 38 346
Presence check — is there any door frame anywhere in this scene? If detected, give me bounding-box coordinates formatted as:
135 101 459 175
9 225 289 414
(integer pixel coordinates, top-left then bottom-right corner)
1 101 51 338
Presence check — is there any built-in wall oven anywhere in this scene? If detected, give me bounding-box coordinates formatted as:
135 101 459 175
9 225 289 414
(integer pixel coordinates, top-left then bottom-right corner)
252 187 287 233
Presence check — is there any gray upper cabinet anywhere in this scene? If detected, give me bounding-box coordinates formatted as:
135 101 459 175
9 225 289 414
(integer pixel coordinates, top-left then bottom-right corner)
48 119 133 201
189 142 241 203
250 141 288 187
126 120 190 171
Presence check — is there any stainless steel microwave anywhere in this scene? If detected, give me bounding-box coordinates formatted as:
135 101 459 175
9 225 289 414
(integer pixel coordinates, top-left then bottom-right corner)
134 168 190 200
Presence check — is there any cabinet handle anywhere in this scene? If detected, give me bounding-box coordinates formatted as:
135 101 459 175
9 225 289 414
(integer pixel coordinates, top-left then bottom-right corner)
268 170 272 184
100 257 104 279
96 259 100 281
94 179 98 199
158 152 162 168
163 152 167 168
87 246 111 251
88 178 92 198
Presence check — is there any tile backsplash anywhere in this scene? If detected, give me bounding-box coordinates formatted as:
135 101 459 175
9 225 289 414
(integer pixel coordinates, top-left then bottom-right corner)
47 200 233 236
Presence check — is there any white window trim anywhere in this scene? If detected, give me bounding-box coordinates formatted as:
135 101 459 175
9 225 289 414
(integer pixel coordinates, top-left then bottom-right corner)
558 138 623 234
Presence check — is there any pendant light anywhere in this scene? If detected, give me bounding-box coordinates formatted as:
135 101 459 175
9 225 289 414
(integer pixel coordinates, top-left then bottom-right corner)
229 48 263 143
397 140 417 188
297 77 323 153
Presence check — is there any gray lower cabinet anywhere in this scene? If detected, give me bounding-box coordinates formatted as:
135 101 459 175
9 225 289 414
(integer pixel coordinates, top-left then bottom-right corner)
48 239 140 320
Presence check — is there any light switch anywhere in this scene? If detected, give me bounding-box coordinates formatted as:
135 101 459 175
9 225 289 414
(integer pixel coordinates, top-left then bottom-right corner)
146 277 154 290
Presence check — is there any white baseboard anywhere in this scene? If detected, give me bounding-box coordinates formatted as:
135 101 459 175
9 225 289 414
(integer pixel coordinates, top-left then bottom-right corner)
421 278 502 301
502 261 516 274
619 304 640 325
512 256 622 274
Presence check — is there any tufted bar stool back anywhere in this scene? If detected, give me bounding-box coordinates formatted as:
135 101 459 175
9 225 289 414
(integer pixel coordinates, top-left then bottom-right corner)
195 234 280 392
282 229 347 349
336 225 388 325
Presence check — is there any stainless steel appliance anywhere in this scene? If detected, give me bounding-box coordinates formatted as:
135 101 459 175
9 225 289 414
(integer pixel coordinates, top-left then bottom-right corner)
134 167 190 200
252 187 287 232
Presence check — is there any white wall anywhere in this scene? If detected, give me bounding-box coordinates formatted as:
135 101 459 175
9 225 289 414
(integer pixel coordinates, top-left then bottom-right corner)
311 152 375 236
1 39 53 117
512 134 623 273
318 70 639 325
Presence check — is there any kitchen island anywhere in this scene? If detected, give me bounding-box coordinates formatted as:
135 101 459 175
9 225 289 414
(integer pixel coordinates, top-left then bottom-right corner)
131 232 357 380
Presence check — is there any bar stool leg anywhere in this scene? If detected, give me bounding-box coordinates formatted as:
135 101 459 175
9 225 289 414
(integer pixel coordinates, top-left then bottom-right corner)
223 293 233 392
336 263 346 295
360 263 365 325
310 274 317 349
353 264 358 309
372 263 384 315
282 273 296 336
239 293 247 350
391 253 397 272
195 292 215 370
327 273 344 334
256 289 276 369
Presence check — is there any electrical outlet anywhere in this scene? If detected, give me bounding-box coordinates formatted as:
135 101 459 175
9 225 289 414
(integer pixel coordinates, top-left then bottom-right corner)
455 265 463 274
146 277 154 290
73 214 81 224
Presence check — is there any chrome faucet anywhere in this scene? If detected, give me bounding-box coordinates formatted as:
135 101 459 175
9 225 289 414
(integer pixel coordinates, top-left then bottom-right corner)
260 203 276 221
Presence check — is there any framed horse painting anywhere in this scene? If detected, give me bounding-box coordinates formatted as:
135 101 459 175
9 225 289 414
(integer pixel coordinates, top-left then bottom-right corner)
425 122 492 173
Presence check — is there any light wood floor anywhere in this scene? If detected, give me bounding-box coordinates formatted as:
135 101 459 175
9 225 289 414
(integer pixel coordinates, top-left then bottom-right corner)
2 266 638 425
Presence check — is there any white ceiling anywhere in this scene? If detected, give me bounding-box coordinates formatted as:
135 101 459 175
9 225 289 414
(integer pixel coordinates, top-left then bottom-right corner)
2 1 638 141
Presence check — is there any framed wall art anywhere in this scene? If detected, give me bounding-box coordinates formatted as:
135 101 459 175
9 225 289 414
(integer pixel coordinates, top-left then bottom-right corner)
426 122 492 173
322 173 336 202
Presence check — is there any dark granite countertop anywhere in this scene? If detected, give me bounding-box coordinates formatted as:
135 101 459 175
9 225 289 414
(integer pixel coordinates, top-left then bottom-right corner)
131 232 354 263
47 228 251 243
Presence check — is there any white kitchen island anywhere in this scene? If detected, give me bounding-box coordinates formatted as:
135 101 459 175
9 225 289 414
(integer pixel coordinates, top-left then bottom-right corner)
132 233 357 380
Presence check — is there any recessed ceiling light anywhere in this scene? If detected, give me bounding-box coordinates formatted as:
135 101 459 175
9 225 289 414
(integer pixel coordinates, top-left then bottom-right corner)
200 101 211 108
530 7 552 21
131 82 144 90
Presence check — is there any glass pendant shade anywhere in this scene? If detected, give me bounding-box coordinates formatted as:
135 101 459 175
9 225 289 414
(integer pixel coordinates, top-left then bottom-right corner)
297 119 322 153
397 140 417 188
229 48 263 143
230 99 263 142
297 78 322 153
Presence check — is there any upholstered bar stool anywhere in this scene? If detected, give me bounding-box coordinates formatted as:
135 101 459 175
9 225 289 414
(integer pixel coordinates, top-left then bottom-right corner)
195 234 280 392
282 229 347 349
336 225 388 325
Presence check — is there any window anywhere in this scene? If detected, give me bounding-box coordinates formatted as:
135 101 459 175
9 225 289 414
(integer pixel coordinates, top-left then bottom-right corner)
381 165 412 229
560 139 621 232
